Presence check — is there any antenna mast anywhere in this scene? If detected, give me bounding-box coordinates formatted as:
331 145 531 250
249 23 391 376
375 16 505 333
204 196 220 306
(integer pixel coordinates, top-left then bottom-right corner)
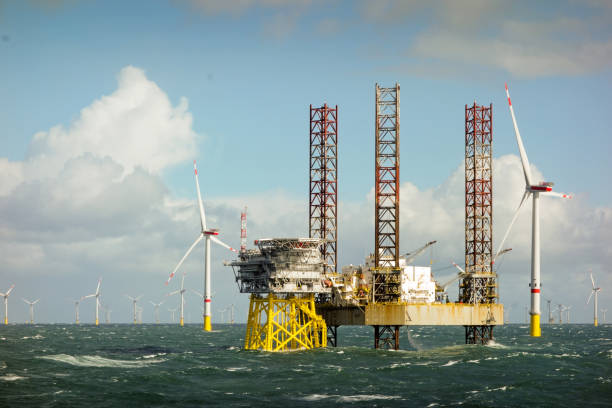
240 206 247 253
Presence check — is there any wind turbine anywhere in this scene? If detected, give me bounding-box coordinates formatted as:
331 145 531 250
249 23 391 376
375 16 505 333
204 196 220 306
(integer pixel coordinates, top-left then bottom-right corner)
557 304 564 324
496 84 572 337
587 272 601 326
150 301 164 324
564 305 572 324
218 308 227 323
73 299 80 324
168 307 177 323
22 298 39 324
167 271 187 326
546 299 553 324
166 160 237 332
82 278 102 325
0 285 15 325
601 308 608 324
126 295 143 324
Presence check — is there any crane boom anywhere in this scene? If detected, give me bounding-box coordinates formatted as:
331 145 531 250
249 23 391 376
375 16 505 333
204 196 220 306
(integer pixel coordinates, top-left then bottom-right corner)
402 240 437 265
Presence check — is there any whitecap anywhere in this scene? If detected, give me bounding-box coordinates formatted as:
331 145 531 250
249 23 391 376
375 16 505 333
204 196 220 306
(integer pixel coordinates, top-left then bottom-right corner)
301 394 331 401
337 394 400 402
441 360 459 367
0 361 7 369
39 354 165 368
485 340 508 349
0 374 26 381
225 367 251 372
21 334 45 340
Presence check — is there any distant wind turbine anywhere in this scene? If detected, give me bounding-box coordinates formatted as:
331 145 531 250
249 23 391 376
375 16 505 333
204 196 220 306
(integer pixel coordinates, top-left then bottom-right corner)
168 307 177 323
81 278 102 325
126 295 143 324
587 272 602 326
0 285 15 325
71 299 81 325
22 298 40 324
166 161 237 332
166 270 187 326
150 301 164 324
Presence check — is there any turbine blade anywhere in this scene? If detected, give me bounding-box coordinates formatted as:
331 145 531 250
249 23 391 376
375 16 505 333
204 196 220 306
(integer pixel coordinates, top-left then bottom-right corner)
191 289 203 298
82 294 95 300
167 290 180 296
451 262 466 274
96 278 102 295
590 272 595 289
211 236 238 253
33 299 39 304
505 83 533 186
494 190 530 263
6 285 15 296
544 191 573 199
166 234 204 285
587 291 594 305
194 160 207 232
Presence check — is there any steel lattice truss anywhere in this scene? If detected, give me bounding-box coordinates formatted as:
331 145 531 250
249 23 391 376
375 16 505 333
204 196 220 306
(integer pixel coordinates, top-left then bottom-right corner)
374 84 400 269
460 103 497 307
309 104 338 275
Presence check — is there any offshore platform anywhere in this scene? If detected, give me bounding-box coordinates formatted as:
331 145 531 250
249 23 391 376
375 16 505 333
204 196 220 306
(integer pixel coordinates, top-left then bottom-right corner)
229 84 503 351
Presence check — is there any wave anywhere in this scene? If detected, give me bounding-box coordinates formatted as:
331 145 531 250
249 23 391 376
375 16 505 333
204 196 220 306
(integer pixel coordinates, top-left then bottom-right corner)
300 394 400 402
21 334 45 340
485 340 508 349
338 394 401 402
441 360 459 366
39 354 166 368
0 374 27 381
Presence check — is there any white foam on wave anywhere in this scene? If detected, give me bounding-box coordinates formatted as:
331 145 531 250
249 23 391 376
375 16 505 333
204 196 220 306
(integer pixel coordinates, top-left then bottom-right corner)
441 360 459 367
301 394 331 401
0 361 7 369
485 340 508 349
21 334 45 340
0 374 27 381
142 353 166 359
225 367 251 372
337 394 400 402
39 354 166 368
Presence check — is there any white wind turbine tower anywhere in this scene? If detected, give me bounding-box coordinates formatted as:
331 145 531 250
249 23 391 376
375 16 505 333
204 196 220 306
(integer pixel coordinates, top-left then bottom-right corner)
22 298 40 324
71 299 81 325
168 307 177 323
587 272 601 326
166 271 188 326
150 301 164 324
81 278 102 326
126 295 143 324
0 284 15 325
166 160 237 332
496 84 572 337
564 305 572 324
601 308 607 324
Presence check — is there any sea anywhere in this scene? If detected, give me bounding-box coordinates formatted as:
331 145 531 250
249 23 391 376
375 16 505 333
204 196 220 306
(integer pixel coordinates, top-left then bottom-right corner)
0 323 610 407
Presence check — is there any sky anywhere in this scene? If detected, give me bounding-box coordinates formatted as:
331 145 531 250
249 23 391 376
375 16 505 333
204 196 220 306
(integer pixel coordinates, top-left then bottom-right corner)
0 0 611 325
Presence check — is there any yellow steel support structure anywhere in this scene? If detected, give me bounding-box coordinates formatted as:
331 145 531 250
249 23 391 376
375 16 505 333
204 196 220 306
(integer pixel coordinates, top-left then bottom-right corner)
244 294 327 352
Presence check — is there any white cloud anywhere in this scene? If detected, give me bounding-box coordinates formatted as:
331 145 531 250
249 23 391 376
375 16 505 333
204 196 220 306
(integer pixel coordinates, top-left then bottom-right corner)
358 0 612 78
25 66 197 181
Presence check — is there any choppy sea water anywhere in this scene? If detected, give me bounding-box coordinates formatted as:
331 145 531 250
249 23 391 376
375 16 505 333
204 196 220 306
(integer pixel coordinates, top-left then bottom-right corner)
0 324 610 407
